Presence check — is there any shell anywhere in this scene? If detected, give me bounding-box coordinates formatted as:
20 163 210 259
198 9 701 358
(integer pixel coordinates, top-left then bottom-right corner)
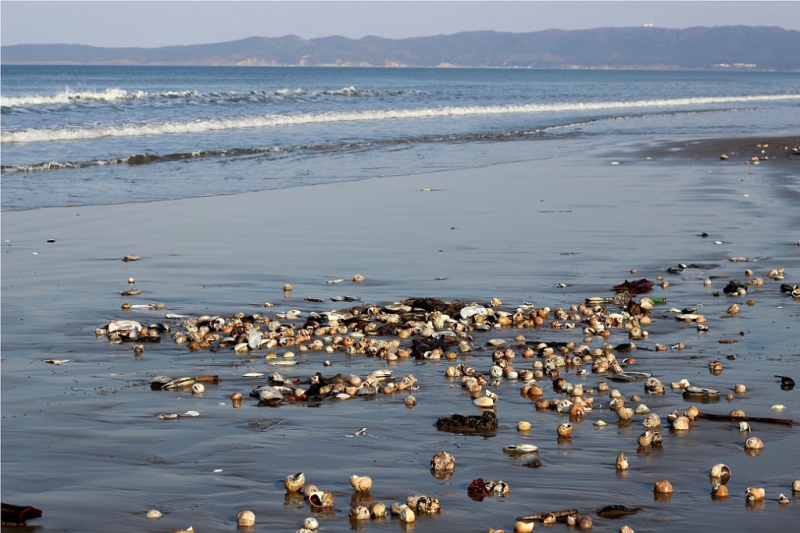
349 505 370 520
236 510 255 527
430 451 456 472
710 464 731 482
557 423 573 437
415 496 441 514
308 490 334 508
654 479 673 493
146 509 162 519
473 396 495 408
671 416 690 430
503 444 539 455
514 521 535 533
350 475 373 492
638 431 653 447
370 502 387 518
617 407 634 420
744 436 764 450
191 383 204 395
303 517 319 530
793 479 800 492
302 484 319 498
616 452 629 470
398 505 416 523
517 420 532 431
579 516 593 530
285 472 305 492
711 484 729 498
642 413 660 428
746 487 766 501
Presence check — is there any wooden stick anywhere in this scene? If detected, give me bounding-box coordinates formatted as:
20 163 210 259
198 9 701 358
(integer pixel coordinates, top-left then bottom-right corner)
696 411 794 426
516 508 578 522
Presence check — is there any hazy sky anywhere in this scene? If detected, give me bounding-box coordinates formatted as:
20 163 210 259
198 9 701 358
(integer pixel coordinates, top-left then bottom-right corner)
2 1 798 48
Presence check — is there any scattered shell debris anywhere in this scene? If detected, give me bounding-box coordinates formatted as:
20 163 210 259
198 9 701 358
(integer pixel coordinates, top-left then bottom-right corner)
85 269 799 530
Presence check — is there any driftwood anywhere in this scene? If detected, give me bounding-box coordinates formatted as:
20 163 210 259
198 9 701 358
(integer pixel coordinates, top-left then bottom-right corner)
516 508 578 522
696 411 794 426
1 503 43 526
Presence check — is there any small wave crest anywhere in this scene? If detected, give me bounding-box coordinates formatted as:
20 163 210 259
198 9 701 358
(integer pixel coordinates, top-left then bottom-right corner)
1 88 199 107
3 93 798 144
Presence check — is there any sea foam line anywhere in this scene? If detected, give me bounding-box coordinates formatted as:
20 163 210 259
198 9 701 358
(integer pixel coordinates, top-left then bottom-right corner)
0 88 202 107
2 94 798 144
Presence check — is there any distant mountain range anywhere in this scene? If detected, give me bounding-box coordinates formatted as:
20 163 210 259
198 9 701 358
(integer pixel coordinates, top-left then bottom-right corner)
3 26 799 70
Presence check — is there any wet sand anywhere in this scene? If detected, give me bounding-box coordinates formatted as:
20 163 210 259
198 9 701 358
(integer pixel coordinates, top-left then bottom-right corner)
2 136 799 532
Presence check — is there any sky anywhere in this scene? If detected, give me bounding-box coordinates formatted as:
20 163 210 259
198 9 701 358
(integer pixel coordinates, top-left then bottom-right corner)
2 1 799 48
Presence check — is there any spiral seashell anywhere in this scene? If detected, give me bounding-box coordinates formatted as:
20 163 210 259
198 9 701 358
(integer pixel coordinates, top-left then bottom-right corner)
308 490 334 508
643 413 660 428
284 472 305 492
793 479 800 493
236 510 255 527
684 405 699 419
350 475 373 492
619 527 635 533
745 487 765 501
415 495 442 513
302 484 319 498
654 479 673 493
616 452 629 470
711 484 729 499
710 463 731 483
638 431 653 447
744 436 764 450
430 451 456 472
730 409 746 418
579 516 593 529
303 517 319 530
370 502 386 518
398 504 415 523
349 505 370 520
557 422 573 437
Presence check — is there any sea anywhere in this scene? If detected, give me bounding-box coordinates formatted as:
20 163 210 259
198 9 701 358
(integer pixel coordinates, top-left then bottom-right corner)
2 66 799 210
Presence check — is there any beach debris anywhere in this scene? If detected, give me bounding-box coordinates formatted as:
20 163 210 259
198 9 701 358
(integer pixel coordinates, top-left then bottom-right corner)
1 503 43 526
516 509 579 523
344 427 377 438
503 444 539 455
352 274 364 282
596 505 642 518
776 375 795 390
122 255 141 262
613 279 654 294
467 478 509 500
435 412 497 433
695 411 794 426
45 359 70 365
327 279 344 284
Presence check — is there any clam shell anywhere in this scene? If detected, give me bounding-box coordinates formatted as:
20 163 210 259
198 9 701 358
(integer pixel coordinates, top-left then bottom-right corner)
473 396 495 408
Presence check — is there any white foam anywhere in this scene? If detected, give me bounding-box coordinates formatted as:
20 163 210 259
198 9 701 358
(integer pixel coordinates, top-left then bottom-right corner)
0 88 197 107
3 94 798 144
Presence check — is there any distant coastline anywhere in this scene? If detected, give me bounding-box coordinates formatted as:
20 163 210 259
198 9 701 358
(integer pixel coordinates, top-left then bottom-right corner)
3 26 799 71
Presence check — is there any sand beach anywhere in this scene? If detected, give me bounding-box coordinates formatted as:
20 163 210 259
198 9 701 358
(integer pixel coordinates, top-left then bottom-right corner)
2 136 799 531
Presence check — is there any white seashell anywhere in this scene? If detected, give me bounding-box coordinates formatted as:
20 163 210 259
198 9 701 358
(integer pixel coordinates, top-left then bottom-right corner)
191 383 205 394
335 393 352 400
739 421 751 432
473 396 494 408
350 475 373 492
180 410 200 417
237 510 256 527
635 404 650 415
503 444 538 454
146 509 162 519
771 404 786 410
242 372 264 377
158 413 178 420
594 420 607 427
303 517 319 530
398 505 415 523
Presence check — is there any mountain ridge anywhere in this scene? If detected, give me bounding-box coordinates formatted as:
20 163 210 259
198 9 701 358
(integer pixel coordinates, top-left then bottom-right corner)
3 26 799 71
